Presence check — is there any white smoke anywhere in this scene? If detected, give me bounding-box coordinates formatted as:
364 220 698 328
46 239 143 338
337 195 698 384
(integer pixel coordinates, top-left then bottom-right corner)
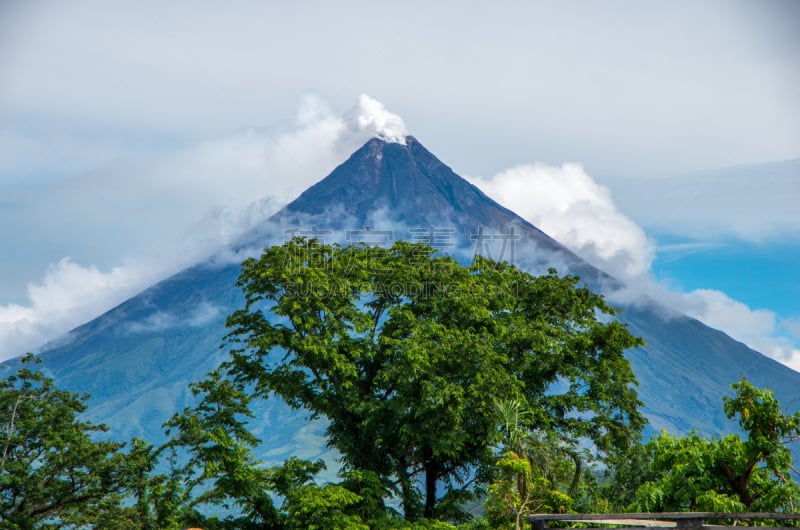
344 94 408 144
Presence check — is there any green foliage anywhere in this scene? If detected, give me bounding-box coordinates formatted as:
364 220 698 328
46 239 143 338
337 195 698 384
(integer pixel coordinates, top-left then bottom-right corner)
222 238 645 520
486 450 537 529
487 400 583 529
269 458 367 530
585 437 654 512
99 438 204 530
0 238 650 527
164 368 392 529
723 378 800 480
632 379 800 513
163 369 280 528
0 353 127 528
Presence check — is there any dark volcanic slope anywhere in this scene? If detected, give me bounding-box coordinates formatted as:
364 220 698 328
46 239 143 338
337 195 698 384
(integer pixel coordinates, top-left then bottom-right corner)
287 136 552 235
6 136 799 459
274 136 598 280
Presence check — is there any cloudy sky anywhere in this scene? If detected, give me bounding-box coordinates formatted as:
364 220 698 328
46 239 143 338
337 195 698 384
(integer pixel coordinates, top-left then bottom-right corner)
0 1 798 369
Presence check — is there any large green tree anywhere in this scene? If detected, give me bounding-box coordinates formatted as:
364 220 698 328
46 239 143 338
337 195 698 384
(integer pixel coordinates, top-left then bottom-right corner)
223 238 645 519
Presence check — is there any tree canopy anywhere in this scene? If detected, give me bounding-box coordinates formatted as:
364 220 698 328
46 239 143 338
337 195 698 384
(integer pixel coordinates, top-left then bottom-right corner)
0 354 127 528
222 237 646 519
6 238 800 527
633 379 800 513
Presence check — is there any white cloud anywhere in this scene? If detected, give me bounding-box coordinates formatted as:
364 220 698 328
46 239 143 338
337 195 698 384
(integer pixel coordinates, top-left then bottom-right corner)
679 289 776 339
187 302 222 327
0 258 157 359
605 265 800 374
124 301 222 334
473 162 800 373
747 337 800 373
124 311 179 335
468 163 655 279
784 317 800 339
677 289 800 372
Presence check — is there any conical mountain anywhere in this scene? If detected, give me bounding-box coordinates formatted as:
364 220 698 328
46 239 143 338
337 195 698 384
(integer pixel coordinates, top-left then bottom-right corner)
5 136 799 460
261 135 597 280
286 136 559 239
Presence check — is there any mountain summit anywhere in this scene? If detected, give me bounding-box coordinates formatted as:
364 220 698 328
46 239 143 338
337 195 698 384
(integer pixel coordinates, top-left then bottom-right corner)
275 136 582 273
287 136 521 225
6 135 800 460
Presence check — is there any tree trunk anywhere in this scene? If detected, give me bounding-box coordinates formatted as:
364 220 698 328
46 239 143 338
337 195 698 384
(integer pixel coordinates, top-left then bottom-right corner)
717 460 755 509
423 448 438 519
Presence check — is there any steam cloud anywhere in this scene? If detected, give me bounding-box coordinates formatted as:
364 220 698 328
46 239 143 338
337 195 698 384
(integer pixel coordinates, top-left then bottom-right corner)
345 95 408 145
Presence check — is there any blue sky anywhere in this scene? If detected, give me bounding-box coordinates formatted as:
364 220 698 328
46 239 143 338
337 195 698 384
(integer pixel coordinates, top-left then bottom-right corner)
651 237 800 317
0 1 798 368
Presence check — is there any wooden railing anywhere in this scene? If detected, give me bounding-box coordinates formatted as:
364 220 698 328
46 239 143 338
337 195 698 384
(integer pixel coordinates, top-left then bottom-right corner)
528 512 800 529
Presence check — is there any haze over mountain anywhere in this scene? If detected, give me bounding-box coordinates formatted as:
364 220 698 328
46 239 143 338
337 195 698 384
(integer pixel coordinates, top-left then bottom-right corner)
4 134 798 467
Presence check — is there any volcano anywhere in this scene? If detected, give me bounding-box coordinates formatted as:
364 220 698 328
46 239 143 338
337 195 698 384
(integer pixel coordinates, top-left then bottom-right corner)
5 135 799 463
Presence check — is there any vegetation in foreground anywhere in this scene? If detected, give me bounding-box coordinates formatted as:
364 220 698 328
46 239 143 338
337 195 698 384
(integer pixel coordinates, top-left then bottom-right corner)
1 239 799 528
